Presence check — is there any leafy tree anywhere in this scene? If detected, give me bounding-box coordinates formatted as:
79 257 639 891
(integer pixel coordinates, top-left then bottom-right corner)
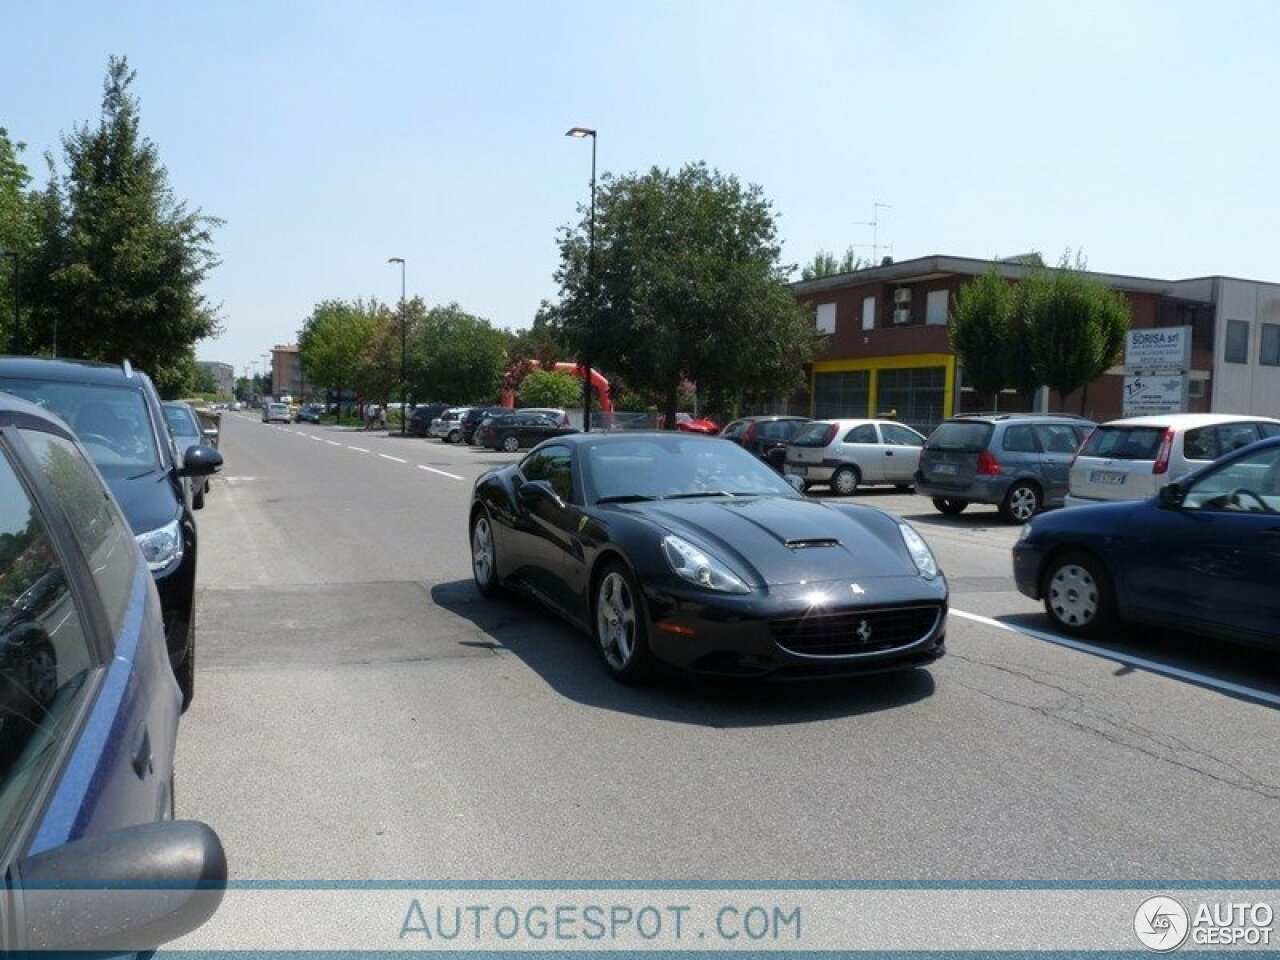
352 303 399 407
16 57 222 394
0 128 34 349
298 299 377 423
409 303 507 403
799 246 865 281
518 370 581 408
948 268 1017 410
191 364 219 395
1024 252 1131 412
551 162 814 428
505 304 566 368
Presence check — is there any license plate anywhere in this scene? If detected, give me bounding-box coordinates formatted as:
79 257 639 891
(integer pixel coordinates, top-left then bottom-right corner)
933 463 958 476
789 465 808 476
1089 470 1127 485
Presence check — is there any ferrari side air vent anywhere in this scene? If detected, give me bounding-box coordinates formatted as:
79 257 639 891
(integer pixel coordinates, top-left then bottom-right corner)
785 538 839 550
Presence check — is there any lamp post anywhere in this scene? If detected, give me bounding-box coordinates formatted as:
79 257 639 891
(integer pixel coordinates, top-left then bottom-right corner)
565 126 597 432
388 257 407 434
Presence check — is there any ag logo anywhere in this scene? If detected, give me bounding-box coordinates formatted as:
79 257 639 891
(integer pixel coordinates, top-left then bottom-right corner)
1134 896 1189 952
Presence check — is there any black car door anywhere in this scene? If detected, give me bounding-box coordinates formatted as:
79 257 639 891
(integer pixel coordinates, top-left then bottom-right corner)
511 444 579 612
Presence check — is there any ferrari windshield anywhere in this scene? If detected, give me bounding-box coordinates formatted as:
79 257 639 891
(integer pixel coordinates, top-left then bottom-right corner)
585 434 796 503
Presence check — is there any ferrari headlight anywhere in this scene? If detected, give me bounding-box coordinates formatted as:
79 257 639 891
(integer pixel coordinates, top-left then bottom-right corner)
661 535 750 594
898 522 938 580
136 517 184 574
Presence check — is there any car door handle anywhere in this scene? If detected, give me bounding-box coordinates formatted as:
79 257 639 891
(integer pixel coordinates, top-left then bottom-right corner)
131 723 153 778
885 450 894 456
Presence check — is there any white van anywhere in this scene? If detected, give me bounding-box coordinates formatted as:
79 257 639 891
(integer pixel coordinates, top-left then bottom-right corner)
1065 413 1280 506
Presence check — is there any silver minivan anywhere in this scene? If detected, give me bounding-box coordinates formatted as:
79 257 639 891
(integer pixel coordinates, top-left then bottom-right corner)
1065 412 1280 506
785 418 926 494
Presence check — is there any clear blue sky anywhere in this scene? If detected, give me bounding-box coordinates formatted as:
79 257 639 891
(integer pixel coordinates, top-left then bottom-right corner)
3 0 1277 377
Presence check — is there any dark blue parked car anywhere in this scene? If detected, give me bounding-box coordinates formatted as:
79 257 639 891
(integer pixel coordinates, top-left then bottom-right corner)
1014 436 1280 647
0 393 224 952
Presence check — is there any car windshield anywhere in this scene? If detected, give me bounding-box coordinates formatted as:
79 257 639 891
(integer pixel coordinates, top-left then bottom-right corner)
163 404 201 439
586 435 796 503
926 421 994 452
1079 425 1165 459
0 378 161 472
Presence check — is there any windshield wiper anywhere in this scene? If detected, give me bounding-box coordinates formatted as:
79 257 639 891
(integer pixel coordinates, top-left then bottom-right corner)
595 494 660 504
662 491 738 499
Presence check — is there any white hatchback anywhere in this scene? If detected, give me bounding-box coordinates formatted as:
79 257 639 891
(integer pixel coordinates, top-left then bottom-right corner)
785 419 926 495
1065 412 1280 506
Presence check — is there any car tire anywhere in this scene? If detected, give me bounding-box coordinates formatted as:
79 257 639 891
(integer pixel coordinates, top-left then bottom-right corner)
1042 551 1116 639
593 561 655 684
447 429 460 443
999 481 1042 524
831 465 861 496
470 509 502 598
932 497 967 515
501 434 520 453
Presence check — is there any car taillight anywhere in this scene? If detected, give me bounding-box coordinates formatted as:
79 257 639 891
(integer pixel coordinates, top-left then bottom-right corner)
976 450 1000 475
741 423 757 447
1152 428 1174 474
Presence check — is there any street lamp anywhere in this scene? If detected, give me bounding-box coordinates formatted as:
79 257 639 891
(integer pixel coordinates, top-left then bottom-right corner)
388 257 407 435
565 125 597 432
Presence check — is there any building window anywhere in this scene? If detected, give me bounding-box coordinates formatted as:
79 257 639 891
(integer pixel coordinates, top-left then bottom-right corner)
815 303 836 336
876 367 946 435
862 296 876 331
1262 323 1280 366
813 371 870 419
926 290 949 325
1225 319 1249 364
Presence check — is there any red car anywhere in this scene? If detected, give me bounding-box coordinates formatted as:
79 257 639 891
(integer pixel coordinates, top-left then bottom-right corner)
658 412 719 434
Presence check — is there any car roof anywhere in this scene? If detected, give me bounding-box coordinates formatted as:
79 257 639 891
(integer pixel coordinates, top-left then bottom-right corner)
733 415 809 422
808 418 906 428
0 355 141 386
947 412 1092 423
1094 412 1280 428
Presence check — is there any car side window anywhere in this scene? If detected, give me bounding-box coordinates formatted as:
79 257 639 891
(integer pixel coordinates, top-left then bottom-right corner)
19 430 138 637
1215 423 1261 456
0 439 97 842
721 421 745 441
520 444 573 502
1034 424 1081 454
1182 426 1217 461
1002 425 1039 453
843 425 877 444
1260 422 1280 439
882 424 924 447
1182 446 1280 512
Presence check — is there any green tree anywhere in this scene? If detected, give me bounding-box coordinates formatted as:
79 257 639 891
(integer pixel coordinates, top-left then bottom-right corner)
505 304 566 368
298 299 377 423
799 246 865 280
352 303 399 407
518 370 581 408
1024 253 1131 412
16 57 222 394
0 128 34 349
552 162 814 428
191 364 219 395
409 303 507 403
948 268 1017 410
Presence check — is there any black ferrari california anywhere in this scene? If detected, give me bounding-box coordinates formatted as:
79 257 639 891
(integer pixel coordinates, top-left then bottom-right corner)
468 432 948 681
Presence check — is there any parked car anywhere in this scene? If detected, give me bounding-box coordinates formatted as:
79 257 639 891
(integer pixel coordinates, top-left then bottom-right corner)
657 412 719 434
469 432 946 681
720 415 812 470
785 419 926 494
163 400 217 509
478 411 579 451
1064 412 1280 508
263 401 291 423
296 402 324 424
462 405 508 445
0 391 226 953
0 357 223 710
914 413 1095 523
1014 436 1280 647
431 406 471 442
408 402 455 437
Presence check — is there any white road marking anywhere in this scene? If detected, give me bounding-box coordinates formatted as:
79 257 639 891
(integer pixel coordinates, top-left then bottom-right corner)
417 464 464 480
326 440 342 446
951 608 1280 708
347 446 369 453
379 454 407 463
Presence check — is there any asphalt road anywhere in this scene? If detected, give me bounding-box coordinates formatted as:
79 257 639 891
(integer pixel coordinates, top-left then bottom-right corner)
179 413 1280 881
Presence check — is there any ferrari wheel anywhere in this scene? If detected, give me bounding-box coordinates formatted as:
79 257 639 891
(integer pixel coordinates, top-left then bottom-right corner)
593 563 654 683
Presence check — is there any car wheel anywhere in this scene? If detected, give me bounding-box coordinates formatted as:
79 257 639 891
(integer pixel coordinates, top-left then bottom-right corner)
999 481 1041 524
593 562 654 683
932 497 967 515
831 465 861 496
501 434 520 453
470 509 501 598
1042 551 1116 639
447 429 460 443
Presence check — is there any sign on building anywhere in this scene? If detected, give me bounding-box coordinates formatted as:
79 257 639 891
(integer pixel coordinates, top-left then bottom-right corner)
1122 325 1191 416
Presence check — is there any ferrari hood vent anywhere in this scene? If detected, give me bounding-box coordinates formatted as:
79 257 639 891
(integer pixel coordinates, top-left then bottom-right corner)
784 537 840 550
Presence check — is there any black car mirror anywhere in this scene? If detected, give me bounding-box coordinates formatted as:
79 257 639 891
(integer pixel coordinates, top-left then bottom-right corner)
180 444 223 477
12 819 226 952
517 479 562 507
1158 482 1186 508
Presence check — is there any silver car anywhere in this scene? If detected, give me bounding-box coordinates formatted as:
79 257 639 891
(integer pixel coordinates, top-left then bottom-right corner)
785 419 926 494
430 406 470 442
